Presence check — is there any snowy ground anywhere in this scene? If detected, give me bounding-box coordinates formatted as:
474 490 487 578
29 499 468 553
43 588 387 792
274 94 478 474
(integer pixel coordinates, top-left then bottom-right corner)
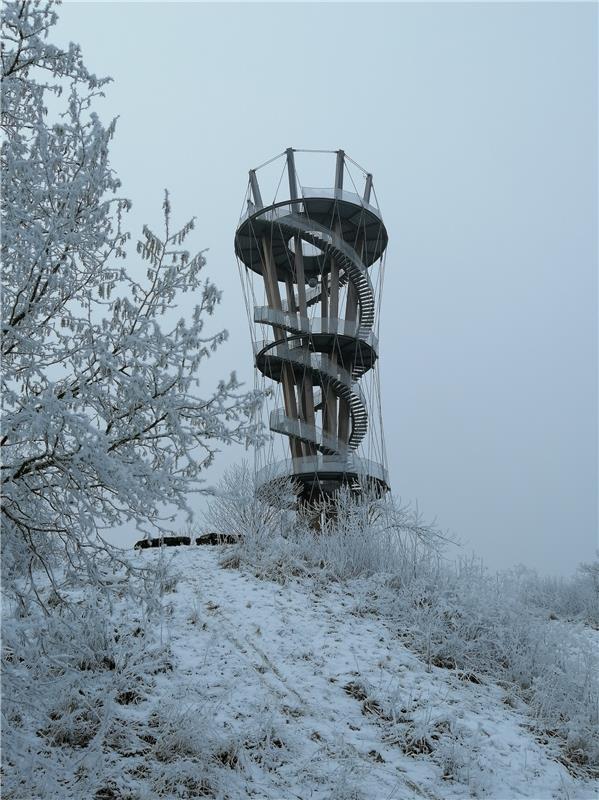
130 545 596 800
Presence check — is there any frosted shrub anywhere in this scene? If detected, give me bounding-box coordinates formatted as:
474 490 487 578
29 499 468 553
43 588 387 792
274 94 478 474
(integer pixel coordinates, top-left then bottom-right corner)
512 562 599 628
220 473 446 583
299 489 446 581
151 705 215 764
2 550 273 799
1 557 198 800
386 558 599 774
299 488 394 579
206 463 310 580
203 462 296 541
435 734 496 799
3 608 133 796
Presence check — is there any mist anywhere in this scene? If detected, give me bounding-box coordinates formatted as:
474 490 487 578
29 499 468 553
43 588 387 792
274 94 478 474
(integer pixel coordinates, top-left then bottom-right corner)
55 1 597 575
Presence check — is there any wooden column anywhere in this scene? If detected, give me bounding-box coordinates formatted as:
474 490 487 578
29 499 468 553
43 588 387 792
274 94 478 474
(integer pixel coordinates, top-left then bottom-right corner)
287 147 316 455
294 238 316 455
249 169 263 209
261 237 302 460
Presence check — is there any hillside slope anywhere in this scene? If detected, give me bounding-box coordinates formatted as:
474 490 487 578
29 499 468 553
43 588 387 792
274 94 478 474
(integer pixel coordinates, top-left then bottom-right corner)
4 543 597 800
127 546 595 800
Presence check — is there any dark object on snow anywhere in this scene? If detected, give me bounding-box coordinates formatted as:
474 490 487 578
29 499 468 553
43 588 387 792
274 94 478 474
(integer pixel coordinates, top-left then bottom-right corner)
134 536 191 549
196 532 240 545
134 533 239 549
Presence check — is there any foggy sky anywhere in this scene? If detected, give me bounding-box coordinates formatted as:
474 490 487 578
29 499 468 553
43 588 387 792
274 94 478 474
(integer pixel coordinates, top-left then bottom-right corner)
56 1 597 575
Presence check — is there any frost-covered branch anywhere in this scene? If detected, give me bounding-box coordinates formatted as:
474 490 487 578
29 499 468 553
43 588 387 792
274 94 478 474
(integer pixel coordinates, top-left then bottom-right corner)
1 0 264 603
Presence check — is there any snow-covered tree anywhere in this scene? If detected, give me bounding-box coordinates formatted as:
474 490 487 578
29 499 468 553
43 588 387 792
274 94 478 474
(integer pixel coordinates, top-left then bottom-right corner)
1 0 262 602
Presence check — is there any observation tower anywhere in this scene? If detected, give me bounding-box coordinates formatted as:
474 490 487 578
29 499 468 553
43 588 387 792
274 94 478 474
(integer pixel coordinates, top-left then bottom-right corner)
235 148 390 504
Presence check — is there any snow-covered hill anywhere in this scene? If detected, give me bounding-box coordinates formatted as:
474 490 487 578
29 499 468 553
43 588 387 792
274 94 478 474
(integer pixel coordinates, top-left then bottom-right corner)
3 542 598 800
159 546 595 800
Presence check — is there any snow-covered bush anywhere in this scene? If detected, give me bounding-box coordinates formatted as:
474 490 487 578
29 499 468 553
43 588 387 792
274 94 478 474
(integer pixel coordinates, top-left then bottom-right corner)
507 562 599 628
202 462 296 541
434 731 497 798
306 490 446 582
2 550 280 800
2 557 171 798
215 469 446 584
224 490 443 582
385 558 599 774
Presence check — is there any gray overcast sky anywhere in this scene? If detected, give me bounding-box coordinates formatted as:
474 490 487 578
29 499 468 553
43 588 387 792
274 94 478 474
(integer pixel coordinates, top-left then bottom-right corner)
56 1 597 575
